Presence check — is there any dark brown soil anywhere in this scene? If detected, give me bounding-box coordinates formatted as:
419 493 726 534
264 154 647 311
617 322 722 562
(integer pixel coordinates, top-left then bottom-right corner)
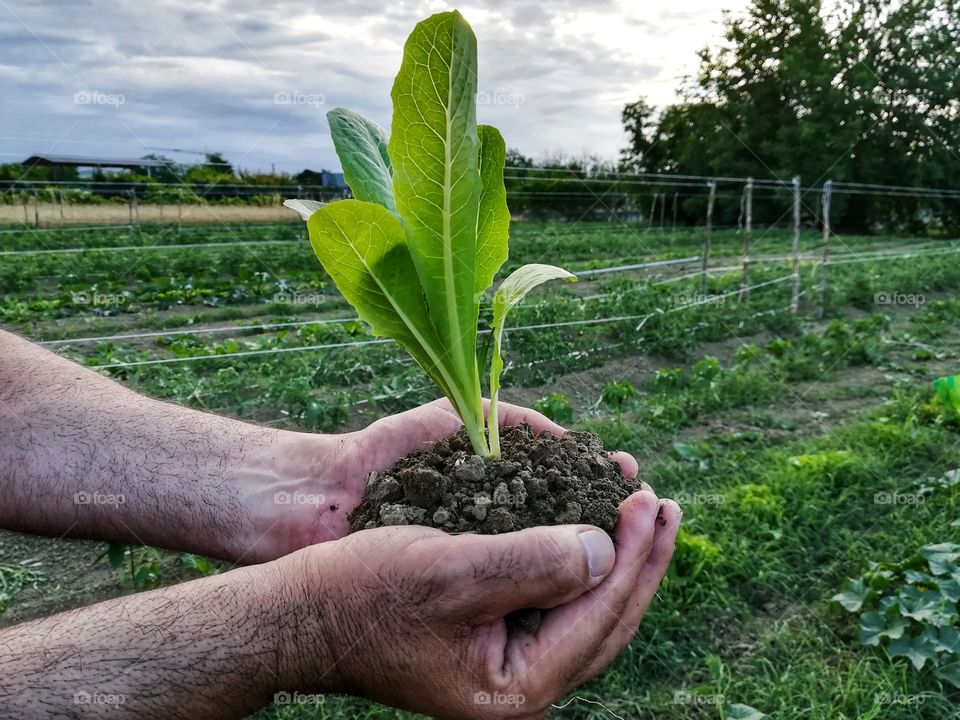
349 423 639 537
348 423 639 634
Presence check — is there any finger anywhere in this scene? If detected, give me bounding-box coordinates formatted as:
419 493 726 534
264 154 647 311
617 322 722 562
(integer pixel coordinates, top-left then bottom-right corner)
444 524 616 621
576 499 682 683
513 491 661 690
608 451 639 479
482 398 567 437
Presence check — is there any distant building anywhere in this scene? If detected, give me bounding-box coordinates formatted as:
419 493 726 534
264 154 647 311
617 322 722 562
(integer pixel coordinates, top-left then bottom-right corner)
295 169 346 189
22 154 169 179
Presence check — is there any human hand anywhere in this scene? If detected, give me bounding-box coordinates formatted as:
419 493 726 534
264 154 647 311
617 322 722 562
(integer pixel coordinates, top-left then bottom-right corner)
251 398 640 561
273 488 681 719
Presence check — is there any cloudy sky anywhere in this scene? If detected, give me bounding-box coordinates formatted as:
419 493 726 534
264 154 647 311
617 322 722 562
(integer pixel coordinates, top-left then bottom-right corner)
0 0 747 175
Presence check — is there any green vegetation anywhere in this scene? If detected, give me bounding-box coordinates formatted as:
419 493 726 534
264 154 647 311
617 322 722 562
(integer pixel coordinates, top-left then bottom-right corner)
621 0 960 233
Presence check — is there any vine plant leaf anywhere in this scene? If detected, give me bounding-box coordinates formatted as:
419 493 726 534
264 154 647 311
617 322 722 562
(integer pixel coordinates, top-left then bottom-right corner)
920 543 960 575
937 661 960 689
724 704 766 720
327 108 396 214
487 263 576 454
389 10 483 399
888 632 938 671
304 199 466 411
830 578 873 612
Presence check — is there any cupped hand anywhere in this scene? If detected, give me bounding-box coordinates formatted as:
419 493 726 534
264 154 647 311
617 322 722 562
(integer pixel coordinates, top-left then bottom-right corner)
254 398 639 561
276 489 682 719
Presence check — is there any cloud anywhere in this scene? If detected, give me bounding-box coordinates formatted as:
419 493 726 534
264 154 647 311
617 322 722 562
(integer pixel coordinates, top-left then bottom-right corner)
0 0 746 173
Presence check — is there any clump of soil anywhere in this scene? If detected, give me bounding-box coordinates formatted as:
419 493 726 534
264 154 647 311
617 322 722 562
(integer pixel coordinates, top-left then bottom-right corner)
349 423 638 537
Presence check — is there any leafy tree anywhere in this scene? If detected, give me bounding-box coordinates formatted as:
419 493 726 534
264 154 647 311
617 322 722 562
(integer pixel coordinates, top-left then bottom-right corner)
623 0 960 231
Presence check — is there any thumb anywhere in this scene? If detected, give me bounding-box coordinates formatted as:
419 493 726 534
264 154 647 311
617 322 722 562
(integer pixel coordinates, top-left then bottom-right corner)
447 525 615 619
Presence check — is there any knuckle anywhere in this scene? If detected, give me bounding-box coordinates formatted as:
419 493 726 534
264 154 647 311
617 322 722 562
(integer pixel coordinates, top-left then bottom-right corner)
534 532 582 591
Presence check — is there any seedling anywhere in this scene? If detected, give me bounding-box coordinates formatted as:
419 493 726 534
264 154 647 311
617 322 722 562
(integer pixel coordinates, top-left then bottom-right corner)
534 393 574 423
601 379 637 429
285 11 574 456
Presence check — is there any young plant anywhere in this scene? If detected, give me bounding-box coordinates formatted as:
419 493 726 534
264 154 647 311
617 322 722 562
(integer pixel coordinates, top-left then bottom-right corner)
284 11 573 457
601 379 637 429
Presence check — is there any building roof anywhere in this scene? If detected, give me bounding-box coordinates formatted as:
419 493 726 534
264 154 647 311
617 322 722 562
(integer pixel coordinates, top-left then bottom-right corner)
23 154 169 169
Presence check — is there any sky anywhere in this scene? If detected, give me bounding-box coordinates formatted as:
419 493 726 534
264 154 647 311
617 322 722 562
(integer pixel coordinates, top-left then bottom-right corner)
0 0 749 175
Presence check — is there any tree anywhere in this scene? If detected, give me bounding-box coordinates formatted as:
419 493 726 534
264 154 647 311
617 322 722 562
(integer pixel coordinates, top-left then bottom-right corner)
622 0 960 231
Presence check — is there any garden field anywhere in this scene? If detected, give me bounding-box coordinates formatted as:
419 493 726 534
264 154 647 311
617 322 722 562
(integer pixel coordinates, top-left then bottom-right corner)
2 219 959 719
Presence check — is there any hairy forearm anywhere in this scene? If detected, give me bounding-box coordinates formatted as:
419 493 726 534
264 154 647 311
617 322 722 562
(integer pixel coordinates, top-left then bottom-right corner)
0 560 325 719
0 330 338 562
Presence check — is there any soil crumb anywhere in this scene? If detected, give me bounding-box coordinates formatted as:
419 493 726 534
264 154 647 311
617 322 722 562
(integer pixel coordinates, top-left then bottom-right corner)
349 423 639 537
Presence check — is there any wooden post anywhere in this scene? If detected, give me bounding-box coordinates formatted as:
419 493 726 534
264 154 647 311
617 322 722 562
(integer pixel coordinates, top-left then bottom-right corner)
58 190 65 224
132 189 140 225
818 180 833 318
177 189 183 233
790 175 802 313
22 193 28 225
700 180 716 295
648 194 656 229
33 195 39 228
128 190 134 225
740 178 753 302
659 190 666 232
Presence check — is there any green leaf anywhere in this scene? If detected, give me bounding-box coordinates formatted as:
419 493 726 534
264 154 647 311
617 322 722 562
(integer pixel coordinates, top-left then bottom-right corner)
487 264 576 455
327 108 396 214
389 10 482 392
932 625 960 654
724 704 766 720
475 124 509 295
898 586 945 622
888 633 938 671
305 199 485 451
936 661 960 689
283 199 325 221
832 577 871 612
920 543 960 575
938 576 960 603
859 610 907 645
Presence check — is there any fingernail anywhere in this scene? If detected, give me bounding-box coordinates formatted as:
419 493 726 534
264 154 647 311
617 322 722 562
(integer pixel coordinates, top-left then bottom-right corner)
578 529 615 586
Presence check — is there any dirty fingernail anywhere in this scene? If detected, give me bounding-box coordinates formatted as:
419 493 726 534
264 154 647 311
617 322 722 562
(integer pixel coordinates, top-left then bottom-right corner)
579 529 615 586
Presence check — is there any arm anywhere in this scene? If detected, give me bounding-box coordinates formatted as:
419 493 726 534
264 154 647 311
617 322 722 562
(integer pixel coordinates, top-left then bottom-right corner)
0 492 682 720
0 329 339 563
0 329 609 564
